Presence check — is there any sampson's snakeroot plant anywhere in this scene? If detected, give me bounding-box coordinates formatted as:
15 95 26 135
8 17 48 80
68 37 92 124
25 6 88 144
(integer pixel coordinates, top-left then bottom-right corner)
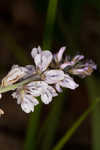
0 46 96 114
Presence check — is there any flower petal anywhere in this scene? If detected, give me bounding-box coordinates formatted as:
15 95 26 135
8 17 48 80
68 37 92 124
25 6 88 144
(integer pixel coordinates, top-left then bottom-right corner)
44 70 64 84
31 46 42 59
21 95 39 113
55 47 66 63
27 81 48 90
60 62 72 69
71 55 84 64
34 51 53 72
22 65 36 79
59 74 79 90
69 60 97 78
41 90 52 104
47 86 58 97
55 83 62 93
25 65 36 73
1 65 28 87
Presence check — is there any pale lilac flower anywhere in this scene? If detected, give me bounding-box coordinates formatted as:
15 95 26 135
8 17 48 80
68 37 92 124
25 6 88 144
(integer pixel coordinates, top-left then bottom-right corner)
21 96 38 113
12 88 39 113
55 74 79 92
40 84 58 104
31 46 53 73
69 60 97 78
22 65 36 79
60 55 84 70
0 46 96 114
54 47 66 63
71 55 84 64
31 46 42 58
43 70 65 84
60 62 72 70
1 65 29 87
26 81 58 104
12 81 58 112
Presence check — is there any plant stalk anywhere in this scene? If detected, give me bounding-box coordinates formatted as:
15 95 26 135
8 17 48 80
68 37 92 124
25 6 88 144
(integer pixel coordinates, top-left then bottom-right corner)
0 74 40 94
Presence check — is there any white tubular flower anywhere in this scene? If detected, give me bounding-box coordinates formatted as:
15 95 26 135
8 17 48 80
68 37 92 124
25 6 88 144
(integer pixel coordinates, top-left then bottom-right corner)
40 85 58 104
31 46 53 73
41 90 52 104
21 95 39 113
60 55 84 70
60 62 72 69
34 51 53 72
26 81 58 104
25 65 36 74
69 60 97 78
31 46 42 58
1 65 29 87
71 55 84 64
55 83 62 93
22 65 36 79
12 89 39 113
25 81 46 97
0 46 96 115
43 70 65 84
55 74 79 92
54 47 66 63
12 81 58 112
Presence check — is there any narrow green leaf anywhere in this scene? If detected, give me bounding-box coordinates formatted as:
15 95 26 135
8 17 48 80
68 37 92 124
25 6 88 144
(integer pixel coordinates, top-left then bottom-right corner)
86 77 100 150
24 104 41 150
43 0 58 49
41 90 66 150
52 97 100 150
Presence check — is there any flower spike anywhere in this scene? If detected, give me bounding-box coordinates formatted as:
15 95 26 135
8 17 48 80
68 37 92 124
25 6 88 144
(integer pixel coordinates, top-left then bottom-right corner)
0 46 96 114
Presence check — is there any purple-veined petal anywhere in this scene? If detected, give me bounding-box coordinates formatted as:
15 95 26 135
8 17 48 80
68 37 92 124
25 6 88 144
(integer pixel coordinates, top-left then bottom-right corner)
25 88 41 97
26 81 48 96
1 65 28 87
59 74 79 90
47 86 58 97
44 70 64 84
55 83 62 93
69 60 97 78
22 65 36 79
60 62 72 69
34 51 53 72
41 90 52 104
25 65 36 73
31 46 42 59
71 55 84 64
21 95 39 113
27 81 48 90
21 100 34 113
55 47 66 62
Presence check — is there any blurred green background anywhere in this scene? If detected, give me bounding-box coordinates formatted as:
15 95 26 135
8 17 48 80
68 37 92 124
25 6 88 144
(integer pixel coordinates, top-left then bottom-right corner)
0 0 99 150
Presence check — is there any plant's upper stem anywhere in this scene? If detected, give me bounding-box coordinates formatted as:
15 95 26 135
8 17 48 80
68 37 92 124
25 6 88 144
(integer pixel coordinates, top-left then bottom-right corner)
0 74 40 94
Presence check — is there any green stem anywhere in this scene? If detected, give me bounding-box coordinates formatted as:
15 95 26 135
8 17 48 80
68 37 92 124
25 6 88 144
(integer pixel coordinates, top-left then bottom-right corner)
43 0 58 49
52 97 100 150
0 74 40 94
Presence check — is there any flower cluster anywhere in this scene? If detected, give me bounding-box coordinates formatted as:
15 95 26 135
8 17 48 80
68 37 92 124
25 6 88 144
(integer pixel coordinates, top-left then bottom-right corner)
0 46 96 114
